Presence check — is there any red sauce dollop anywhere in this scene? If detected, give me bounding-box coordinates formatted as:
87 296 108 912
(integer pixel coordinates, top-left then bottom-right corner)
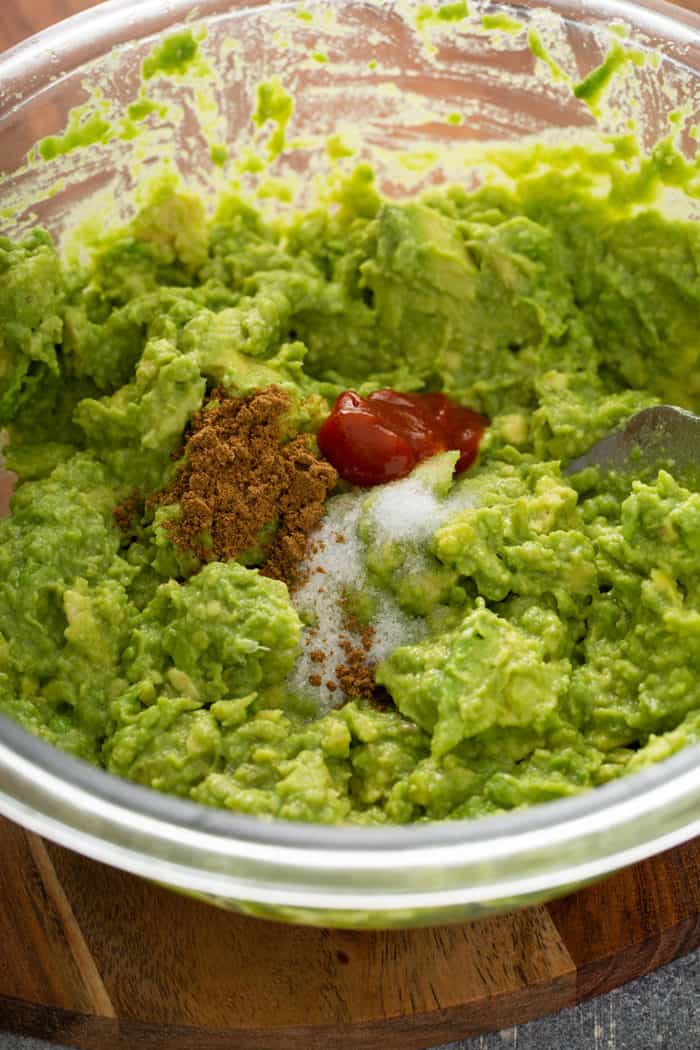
317 389 488 486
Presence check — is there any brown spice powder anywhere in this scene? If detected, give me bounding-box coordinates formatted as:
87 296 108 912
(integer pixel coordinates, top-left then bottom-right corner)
335 641 376 699
332 606 377 700
142 386 337 584
115 387 384 704
113 491 142 534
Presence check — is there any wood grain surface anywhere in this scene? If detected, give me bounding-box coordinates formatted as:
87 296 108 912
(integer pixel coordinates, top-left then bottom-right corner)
0 824 113 1017
1 1 699 1048
0 819 698 1049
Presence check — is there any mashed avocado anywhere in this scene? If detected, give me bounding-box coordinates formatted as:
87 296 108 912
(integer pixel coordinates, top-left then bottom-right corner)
1 159 699 825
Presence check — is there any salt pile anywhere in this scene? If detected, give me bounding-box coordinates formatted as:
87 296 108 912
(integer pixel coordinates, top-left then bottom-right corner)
364 477 442 543
287 465 477 711
362 468 476 542
287 490 423 711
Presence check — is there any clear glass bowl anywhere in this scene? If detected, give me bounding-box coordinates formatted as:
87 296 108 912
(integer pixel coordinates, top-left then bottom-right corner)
0 0 699 928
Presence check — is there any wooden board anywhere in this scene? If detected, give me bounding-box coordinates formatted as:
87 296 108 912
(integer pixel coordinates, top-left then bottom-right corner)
0 818 698 1049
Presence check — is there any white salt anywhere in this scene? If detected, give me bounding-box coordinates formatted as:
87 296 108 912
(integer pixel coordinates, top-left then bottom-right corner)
286 493 366 712
287 462 478 711
367 477 442 542
365 469 477 545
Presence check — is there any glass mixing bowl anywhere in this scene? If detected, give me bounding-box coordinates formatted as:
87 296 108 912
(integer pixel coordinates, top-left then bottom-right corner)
0 0 699 928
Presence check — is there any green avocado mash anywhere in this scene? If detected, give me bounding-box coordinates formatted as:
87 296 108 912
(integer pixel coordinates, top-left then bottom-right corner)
1 153 700 825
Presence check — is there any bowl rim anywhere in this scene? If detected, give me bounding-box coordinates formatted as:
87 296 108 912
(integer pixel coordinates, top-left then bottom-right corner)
2 0 700 110
1 710 699 908
2 709 699 853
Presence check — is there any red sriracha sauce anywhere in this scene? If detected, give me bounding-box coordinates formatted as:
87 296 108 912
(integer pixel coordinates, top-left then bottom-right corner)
317 389 488 486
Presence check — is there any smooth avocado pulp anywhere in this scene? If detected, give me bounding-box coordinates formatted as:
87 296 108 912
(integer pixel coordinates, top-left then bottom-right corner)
1 156 700 825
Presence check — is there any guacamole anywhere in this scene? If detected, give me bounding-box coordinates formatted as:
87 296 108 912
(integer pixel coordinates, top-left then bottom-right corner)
1 160 700 825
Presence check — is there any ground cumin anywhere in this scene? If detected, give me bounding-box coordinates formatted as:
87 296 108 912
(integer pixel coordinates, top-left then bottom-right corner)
143 386 337 584
333 607 377 699
115 385 381 702
335 638 376 698
113 492 142 535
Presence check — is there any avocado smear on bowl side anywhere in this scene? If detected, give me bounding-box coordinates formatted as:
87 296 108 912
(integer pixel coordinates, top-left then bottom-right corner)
1 159 700 826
